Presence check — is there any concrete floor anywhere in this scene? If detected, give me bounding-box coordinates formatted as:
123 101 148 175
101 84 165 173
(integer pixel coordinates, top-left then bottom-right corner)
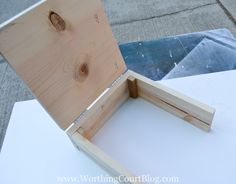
0 0 236 150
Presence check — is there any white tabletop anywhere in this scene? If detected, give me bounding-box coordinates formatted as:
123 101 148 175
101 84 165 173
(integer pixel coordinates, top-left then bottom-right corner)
1 70 236 184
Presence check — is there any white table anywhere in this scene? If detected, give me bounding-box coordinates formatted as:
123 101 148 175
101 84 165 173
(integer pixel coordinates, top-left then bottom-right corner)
1 70 236 184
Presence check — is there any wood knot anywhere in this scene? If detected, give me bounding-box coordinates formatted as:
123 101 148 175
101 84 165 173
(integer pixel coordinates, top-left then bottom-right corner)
184 115 193 122
79 63 89 76
74 63 89 82
49 11 66 31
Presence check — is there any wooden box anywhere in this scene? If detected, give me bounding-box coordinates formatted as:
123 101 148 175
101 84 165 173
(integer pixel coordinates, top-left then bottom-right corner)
0 0 215 183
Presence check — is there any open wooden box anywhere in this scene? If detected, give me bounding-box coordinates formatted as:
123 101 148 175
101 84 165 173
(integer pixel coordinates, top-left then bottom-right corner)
0 0 215 183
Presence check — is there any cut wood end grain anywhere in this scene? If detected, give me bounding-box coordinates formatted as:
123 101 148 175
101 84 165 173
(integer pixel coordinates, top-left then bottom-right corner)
127 76 138 98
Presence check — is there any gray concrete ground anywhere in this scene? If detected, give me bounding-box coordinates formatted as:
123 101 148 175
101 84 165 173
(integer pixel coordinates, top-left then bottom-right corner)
0 0 236 150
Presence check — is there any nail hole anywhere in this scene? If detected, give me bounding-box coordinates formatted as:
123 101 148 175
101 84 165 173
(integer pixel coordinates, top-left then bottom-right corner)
49 11 66 31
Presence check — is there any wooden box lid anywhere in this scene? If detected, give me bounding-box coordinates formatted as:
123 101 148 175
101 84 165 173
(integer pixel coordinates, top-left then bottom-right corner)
0 0 126 130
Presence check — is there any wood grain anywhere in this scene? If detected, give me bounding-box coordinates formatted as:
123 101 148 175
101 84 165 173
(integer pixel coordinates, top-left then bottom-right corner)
71 132 143 184
68 72 130 139
129 71 215 130
127 76 138 98
0 0 126 130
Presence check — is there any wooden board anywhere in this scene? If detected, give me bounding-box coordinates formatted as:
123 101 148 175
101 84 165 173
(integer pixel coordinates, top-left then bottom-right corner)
129 71 215 131
0 0 126 130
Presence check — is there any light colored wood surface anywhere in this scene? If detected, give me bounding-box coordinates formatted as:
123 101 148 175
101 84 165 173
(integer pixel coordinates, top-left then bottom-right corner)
0 0 126 130
68 72 130 139
71 132 142 184
129 71 215 130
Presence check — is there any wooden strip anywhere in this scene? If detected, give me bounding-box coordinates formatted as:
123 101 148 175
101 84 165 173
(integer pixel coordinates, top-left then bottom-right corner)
71 132 143 184
127 71 215 129
127 76 138 98
139 89 210 131
67 72 130 139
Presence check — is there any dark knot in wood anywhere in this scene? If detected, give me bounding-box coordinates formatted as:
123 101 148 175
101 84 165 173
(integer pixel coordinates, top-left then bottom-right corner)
74 63 89 82
49 11 66 31
79 63 89 77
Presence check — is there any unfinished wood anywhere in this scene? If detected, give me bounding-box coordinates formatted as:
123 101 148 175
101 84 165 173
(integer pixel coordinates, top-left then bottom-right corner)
138 91 211 131
71 132 143 184
0 0 217 181
68 71 215 182
68 71 216 182
67 72 130 139
127 76 138 98
68 70 215 140
129 71 215 130
0 0 126 130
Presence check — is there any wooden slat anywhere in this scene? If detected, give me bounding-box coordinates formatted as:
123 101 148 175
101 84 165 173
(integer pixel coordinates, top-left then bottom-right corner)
0 0 126 130
128 71 215 131
139 90 211 131
68 72 130 139
71 132 143 184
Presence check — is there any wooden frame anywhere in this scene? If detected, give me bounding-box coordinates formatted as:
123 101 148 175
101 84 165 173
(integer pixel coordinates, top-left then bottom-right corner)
0 1 215 183
66 70 215 183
